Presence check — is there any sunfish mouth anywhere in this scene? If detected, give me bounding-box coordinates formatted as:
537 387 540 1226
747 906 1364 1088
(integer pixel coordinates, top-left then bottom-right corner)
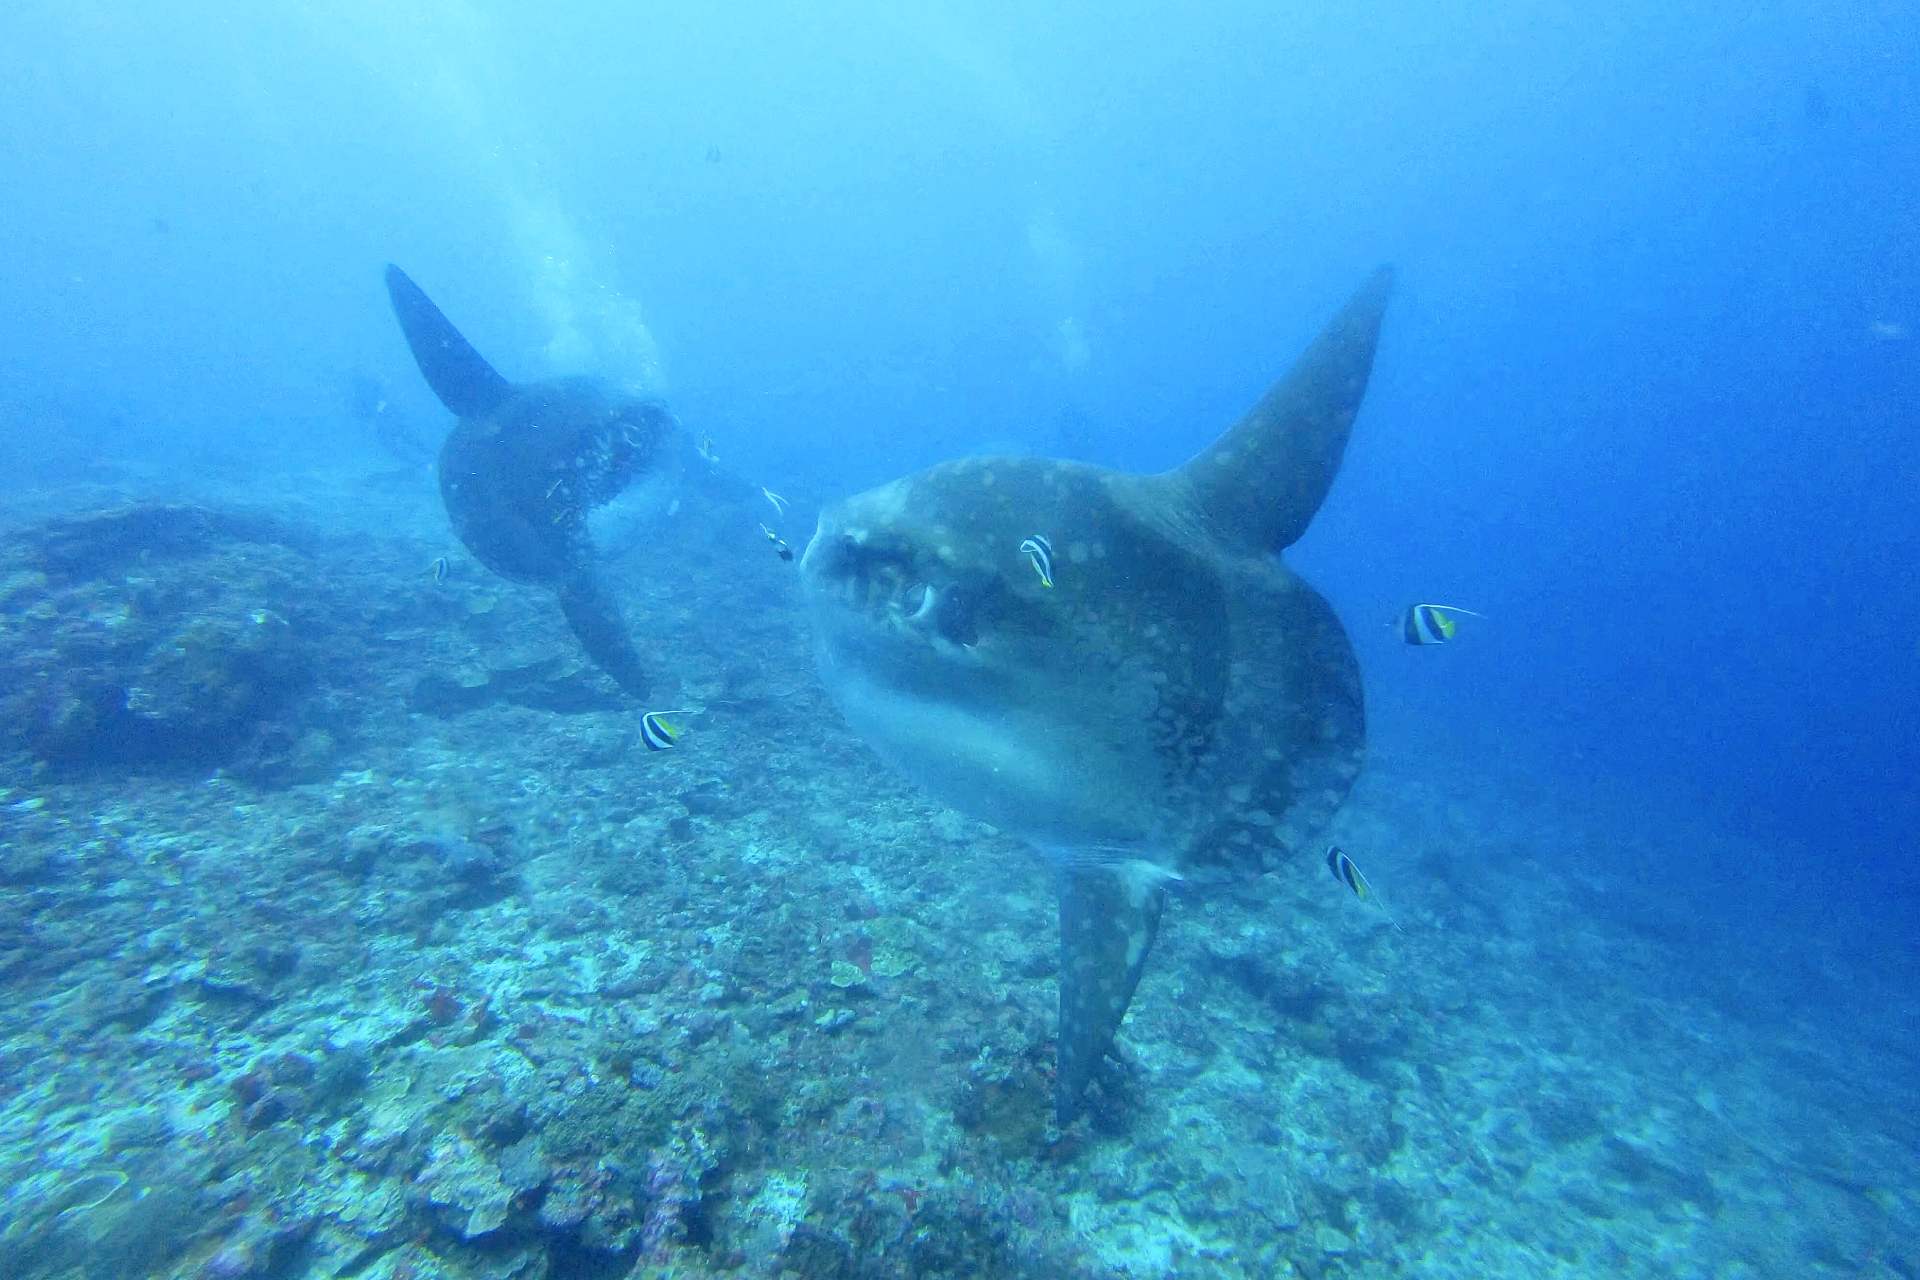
800 520 990 657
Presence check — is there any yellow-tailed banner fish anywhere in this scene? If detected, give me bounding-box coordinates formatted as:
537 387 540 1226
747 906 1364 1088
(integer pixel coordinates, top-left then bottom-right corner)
429 556 449 584
1327 846 1400 928
1326 845 1375 900
641 710 693 751
761 523 795 562
1400 603 1481 645
1019 534 1055 587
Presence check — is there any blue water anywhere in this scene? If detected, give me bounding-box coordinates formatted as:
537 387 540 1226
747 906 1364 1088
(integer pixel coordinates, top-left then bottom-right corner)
2 3 1915 1277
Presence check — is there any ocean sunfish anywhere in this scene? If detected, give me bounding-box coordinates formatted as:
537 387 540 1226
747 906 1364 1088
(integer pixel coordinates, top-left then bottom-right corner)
384 264 687 697
799 270 1392 1120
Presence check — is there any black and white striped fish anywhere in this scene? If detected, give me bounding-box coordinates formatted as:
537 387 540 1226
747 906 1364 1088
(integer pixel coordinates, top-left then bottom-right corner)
1399 603 1480 645
1328 845 1400 928
641 710 692 751
1019 534 1055 588
1326 845 1375 900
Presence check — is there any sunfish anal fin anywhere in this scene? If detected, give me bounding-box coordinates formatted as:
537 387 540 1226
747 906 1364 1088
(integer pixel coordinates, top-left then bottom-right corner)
384 264 516 420
556 567 651 699
1054 860 1169 1122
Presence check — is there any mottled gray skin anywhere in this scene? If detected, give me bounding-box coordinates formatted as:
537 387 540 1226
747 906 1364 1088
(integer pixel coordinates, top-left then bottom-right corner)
800 270 1391 1119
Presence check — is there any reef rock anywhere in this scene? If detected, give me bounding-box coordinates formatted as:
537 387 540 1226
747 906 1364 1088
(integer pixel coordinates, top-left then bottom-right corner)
417 1133 515 1239
0 503 368 781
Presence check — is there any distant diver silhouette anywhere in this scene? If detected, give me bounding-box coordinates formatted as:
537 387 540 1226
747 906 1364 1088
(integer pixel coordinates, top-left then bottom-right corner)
384 263 675 697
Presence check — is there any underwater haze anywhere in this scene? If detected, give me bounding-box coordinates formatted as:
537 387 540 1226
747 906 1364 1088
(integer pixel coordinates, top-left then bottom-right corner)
1 2 1916 1278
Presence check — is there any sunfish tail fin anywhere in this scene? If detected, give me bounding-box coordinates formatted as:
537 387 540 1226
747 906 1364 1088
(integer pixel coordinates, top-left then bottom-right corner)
1174 267 1393 554
383 264 515 419
1054 859 1170 1123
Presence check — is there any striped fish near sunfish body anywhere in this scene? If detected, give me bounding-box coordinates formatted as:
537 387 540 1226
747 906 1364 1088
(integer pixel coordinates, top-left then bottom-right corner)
1400 603 1480 645
1328 845 1400 928
641 710 693 751
1019 534 1055 587
1326 845 1375 900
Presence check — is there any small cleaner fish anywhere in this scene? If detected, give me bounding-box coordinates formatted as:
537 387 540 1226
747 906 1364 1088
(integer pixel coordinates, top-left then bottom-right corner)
1399 603 1481 645
1328 845 1399 929
1019 534 1055 588
641 710 695 751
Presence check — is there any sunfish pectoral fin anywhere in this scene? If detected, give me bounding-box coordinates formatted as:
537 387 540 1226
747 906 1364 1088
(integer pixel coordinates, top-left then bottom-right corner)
1173 266 1393 555
1054 857 1171 1122
384 264 516 419
555 566 650 698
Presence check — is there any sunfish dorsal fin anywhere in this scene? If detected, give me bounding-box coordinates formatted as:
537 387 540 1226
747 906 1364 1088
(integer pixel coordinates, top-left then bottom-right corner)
1173 267 1393 554
1054 859 1170 1122
384 264 515 419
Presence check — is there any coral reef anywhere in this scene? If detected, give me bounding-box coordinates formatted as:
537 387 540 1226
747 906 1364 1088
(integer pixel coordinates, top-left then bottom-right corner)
2 505 360 781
